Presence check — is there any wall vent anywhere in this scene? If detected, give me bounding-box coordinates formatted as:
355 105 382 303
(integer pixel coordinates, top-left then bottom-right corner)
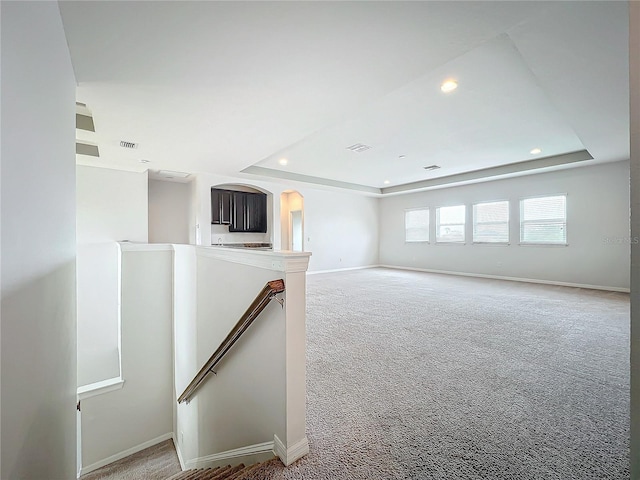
346 143 372 153
120 140 138 149
423 165 441 171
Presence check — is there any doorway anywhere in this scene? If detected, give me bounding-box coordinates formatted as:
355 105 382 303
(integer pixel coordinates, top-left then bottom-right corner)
280 191 304 251
290 210 303 252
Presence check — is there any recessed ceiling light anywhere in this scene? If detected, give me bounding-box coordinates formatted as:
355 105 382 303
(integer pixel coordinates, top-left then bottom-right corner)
398 155 406 159
530 148 542 155
440 79 458 93
278 158 288 166
140 159 150 163
384 180 390 185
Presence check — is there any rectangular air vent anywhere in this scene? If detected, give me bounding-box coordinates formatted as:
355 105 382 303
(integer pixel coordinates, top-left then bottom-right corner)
158 170 190 179
346 143 372 153
423 165 441 171
120 140 138 149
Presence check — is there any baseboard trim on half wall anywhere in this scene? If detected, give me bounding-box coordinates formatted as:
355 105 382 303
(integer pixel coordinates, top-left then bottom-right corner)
379 264 630 293
172 434 187 471
307 265 381 275
184 440 276 470
273 434 309 466
79 432 173 476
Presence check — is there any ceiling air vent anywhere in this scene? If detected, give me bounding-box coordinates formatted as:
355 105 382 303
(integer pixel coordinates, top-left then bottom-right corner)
158 170 190 179
120 140 138 149
346 143 372 153
423 165 441 171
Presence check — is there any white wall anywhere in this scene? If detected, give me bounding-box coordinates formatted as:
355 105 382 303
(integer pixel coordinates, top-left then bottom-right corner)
172 246 199 464
149 179 191 244
174 247 310 467
303 188 378 271
174 251 286 463
193 172 379 272
77 166 149 386
379 161 630 290
629 3 639 476
81 247 174 471
77 165 148 244
77 243 121 386
1 3 77 478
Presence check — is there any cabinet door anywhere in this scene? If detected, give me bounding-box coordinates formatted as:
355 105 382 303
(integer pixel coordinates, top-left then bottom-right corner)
211 188 233 225
229 191 246 232
219 190 232 225
245 192 267 233
211 189 222 224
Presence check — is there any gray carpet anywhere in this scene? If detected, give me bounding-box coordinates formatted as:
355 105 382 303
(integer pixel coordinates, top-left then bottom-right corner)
248 268 629 479
84 268 630 480
81 439 180 480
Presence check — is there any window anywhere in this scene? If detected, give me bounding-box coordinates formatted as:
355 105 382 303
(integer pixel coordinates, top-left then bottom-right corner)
520 195 567 244
405 208 429 242
436 205 465 243
473 201 509 243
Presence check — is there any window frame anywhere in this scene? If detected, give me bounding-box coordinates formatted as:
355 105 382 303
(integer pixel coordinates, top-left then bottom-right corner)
519 194 568 246
404 207 430 243
435 204 466 244
472 200 510 245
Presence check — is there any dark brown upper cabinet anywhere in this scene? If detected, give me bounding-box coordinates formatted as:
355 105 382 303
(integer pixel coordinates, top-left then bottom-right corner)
212 188 267 233
211 188 233 225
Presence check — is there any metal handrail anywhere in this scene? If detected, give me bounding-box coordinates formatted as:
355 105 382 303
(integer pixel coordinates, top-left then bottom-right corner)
177 279 285 404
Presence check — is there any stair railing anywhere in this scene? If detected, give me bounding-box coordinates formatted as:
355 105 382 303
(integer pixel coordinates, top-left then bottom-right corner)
177 279 285 404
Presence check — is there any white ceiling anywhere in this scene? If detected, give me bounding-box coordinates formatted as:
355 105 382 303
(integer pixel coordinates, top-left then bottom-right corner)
60 1 629 195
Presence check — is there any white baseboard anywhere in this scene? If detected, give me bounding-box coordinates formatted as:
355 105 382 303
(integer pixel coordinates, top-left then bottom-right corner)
307 265 380 275
379 264 630 293
172 433 186 471
185 440 276 470
273 434 309 466
80 432 173 476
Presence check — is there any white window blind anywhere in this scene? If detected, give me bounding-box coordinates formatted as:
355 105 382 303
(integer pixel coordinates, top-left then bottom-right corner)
405 208 429 242
436 205 465 243
473 201 509 243
520 195 567 244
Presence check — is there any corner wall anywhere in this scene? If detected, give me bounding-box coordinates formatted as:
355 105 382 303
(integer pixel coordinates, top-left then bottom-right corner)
1 2 77 478
379 162 630 290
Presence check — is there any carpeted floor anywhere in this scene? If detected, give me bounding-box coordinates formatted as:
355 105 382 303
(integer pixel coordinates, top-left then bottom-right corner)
85 268 630 479
249 268 630 479
80 439 181 480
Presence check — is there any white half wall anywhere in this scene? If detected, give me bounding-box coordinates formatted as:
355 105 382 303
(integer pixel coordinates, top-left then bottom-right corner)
1 2 77 478
77 166 149 386
174 247 310 467
149 179 191 244
80 246 173 472
77 243 121 386
379 162 630 290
